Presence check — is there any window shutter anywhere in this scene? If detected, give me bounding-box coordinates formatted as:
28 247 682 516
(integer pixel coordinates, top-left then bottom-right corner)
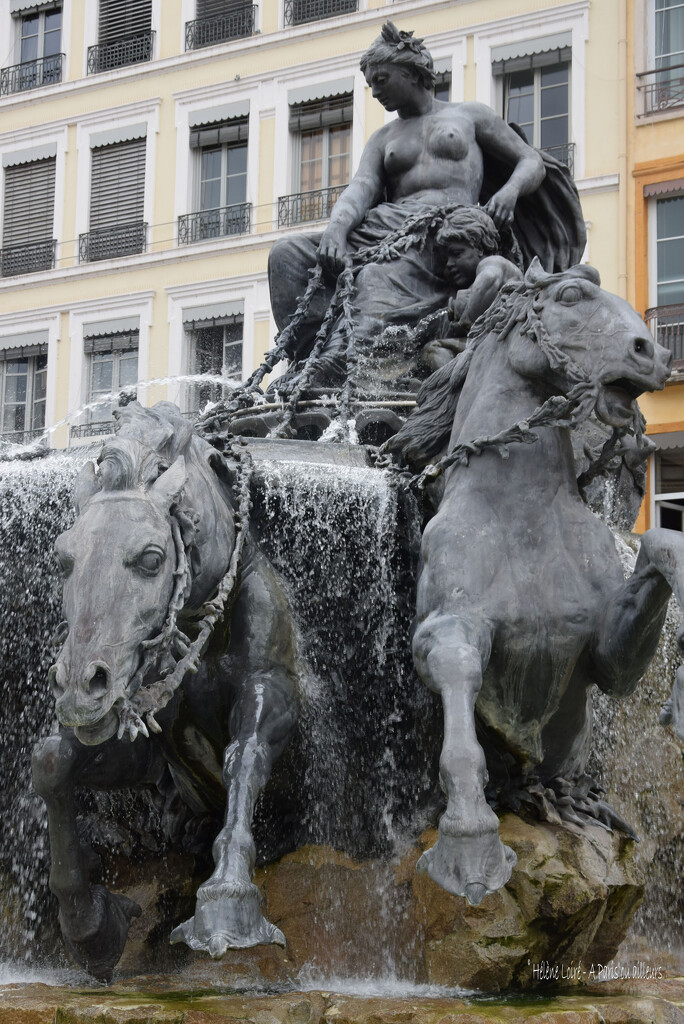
197 0 249 17
90 138 146 229
83 331 139 355
3 157 56 248
190 116 249 149
289 93 353 132
98 0 152 41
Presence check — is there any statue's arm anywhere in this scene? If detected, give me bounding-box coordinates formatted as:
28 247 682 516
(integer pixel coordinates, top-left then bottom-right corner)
318 129 386 271
468 104 545 229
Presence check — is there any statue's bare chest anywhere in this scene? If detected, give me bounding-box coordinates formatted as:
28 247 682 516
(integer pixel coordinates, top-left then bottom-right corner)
383 114 473 175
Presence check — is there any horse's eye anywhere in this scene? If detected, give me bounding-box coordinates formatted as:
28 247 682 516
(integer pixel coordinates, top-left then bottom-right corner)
557 285 583 305
136 548 165 576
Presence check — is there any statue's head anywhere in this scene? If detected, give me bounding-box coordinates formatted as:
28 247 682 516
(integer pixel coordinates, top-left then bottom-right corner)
360 21 436 97
436 207 500 289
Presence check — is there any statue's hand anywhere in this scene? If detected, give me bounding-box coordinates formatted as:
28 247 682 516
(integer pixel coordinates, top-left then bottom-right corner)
318 226 349 273
484 187 517 230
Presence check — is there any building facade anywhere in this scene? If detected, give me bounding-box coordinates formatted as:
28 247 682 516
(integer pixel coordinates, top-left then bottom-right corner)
628 0 684 532
0 0 624 451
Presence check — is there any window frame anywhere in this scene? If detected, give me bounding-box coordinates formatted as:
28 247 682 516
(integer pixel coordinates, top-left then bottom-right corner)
0 352 47 438
86 339 139 426
293 120 351 195
185 318 244 413
15 5 62 64
501 60 572 157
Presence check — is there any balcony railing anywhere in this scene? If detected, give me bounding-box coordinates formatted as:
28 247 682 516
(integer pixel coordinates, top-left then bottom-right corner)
185 6 257 49
87 31 154 74
645 303 684 365
178 203 251 244
70 421 116 441
1 239 56 278
0 428 46 448
284 0 358 26
637 63 684 115
278 185 346 228
544 142 575 177
0 54 64 96
79 222 147 263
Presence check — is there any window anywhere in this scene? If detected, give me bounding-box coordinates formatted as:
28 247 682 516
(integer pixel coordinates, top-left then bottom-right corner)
493 37 573 172
88 0 153 73
179 115 250 242
1 5 63 94
645 193 684 362
279 92 352 227
283 0 358 26
434 71 451 102
186 319 243 413
185 0 256 49
655 0 684 93
80 136 147 262
2 155 56 277
0 345 47 442
654 448 684 529
85 333 139 428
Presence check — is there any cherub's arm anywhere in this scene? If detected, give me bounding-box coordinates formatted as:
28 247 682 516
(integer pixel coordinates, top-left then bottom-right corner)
449 257 522 332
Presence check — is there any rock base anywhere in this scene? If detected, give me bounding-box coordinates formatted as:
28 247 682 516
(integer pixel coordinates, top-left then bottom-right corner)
106 813 644 992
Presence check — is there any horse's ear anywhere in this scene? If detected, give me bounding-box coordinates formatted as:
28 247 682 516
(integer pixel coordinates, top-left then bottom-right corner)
149 456 187 510
524 257 547 287
75 461 101 514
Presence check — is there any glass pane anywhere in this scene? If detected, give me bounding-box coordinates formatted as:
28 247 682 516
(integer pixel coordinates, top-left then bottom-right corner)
657 195 684 240
657 236 684 281
434 81 450 102
225 144 248 206
540 83 568 119
4 362 28 405
200 148 222 210
540 115 568 150
91 354 113 396
541 63 568 88
2 406 25 433
328 125 350 188
45 9 63 32
118 351 139 389
656 8 684 60
20 14 39 63
300 130 323 192
657 450 684 493
226 144 247 176
507 92 534 130
223 339 242 378
507 69 534 95
43 28 61 58
657 278 684 304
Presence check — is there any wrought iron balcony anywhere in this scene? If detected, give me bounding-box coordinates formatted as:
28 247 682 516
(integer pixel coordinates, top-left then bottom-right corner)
79 222 147 263
637 63 684 115
284 0 358 26
70 421 117 441
543 142 575 176
0 54 64 96
278 185 346 228
0 428 46 447
178 203 251 244
1 239 56 278
185 6 257 49
645 303 684 365
87 31 154 74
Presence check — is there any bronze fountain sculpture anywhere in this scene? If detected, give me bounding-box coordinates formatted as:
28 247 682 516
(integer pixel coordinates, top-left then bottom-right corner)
31 22 683 982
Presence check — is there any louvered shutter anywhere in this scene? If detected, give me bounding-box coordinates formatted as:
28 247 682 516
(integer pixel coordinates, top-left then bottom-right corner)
90 138 146 229
98 0 152 41
3 157 55 247
289 94 353 132
190 116 249 149
196 0 249 16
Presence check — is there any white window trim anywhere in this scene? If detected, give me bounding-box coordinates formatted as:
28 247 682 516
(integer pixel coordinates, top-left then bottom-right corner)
67 295 153 443
174 89 258 239
166 273 270 408
74 101 160 254
82 0 161 78
0 0 69 78
0 126 67 270
0 314 59 442
473 3 588 181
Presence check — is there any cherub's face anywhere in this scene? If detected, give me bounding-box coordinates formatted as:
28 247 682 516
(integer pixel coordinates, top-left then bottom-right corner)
444 243 482 289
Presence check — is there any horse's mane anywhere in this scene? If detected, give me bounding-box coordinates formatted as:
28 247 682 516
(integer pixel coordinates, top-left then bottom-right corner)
389 262 601 468
98 401 195 492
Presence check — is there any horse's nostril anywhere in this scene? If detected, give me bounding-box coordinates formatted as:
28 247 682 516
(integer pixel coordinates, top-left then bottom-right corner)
48 664 66 700
84 663 110 698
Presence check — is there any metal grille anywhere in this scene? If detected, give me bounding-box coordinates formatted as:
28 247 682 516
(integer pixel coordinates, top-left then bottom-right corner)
79 222 147 263
0 54 64 95
645 304 684 364
0 428 46 447
185 6 256 49
178 203 251 243
278 184 345 227
87 30 154 73
1 239 56 277
70 421 117 440
283 0 358 26
543 142 575 176
637 64 684 115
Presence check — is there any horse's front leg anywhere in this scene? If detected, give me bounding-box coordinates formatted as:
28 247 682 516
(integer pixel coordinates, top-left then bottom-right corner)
170 668 296 957
413 612 516 905
31 729 157 981
593 527 684 740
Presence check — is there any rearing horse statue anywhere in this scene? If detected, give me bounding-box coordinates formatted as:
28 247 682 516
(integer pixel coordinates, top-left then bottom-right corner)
393 261 684 905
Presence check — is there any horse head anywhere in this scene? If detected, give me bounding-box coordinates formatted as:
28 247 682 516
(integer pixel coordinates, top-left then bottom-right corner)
50 402 236 746
508 261 672 428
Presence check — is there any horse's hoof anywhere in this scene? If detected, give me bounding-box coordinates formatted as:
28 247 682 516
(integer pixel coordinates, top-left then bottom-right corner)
61 886 141 981
417 828 516 902
170 883 285 955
